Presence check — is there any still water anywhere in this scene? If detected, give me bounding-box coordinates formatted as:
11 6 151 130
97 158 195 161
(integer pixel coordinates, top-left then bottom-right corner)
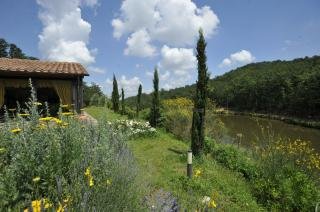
217 114 320 152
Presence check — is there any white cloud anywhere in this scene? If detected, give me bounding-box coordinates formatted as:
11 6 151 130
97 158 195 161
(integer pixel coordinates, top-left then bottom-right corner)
146 69 170 81
219 50 255 68
159 45 196 76
112 0 219 56
87 66 106 74
124 29 156 57
106 75 142 97
37 0 96 65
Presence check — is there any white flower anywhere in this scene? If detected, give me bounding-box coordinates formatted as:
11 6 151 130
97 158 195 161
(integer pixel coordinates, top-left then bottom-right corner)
202 196 211 204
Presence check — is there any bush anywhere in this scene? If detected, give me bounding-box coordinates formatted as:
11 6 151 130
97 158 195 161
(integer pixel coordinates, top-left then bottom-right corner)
125 107 136 119
162 97 226 142
252 138 320 211
0 86 145 211
212 144 258 180
108 119 157 139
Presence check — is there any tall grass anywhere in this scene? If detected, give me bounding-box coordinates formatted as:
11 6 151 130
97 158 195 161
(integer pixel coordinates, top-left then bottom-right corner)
0 83 145 211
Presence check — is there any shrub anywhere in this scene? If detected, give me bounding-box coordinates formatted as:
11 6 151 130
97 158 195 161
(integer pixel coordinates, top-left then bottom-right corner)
109 119 157 139
162 97 226 142
252 138 320 210
125 107 136 119
0 86 145 211
212 144 258 180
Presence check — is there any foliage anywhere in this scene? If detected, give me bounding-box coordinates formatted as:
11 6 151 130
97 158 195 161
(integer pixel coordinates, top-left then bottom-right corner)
149 68 162 127
191 29 210 156
83 82 106 107
0 38 8 57
212 144 258 180
136 84 142 116
210 55 320 118
125 107 136 119
125 56 320 121
162 97 226 142
0 87 144 211
0 38 38 59
111 74 120 113
249 138 320 211
162 97 192 141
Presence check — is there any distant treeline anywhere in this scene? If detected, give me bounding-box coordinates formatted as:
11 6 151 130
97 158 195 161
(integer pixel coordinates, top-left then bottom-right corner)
0 38 38 60
125 55 320 118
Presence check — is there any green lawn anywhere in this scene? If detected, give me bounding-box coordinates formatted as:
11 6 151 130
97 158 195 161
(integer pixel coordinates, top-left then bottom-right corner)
85 106 127 121
86 106 264 211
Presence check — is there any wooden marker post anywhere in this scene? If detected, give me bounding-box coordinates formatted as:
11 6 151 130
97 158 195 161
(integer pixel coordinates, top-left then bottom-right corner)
187 150 192 178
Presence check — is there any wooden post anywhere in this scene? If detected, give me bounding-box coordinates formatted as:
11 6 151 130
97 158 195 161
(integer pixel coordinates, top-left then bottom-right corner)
187 150 192 178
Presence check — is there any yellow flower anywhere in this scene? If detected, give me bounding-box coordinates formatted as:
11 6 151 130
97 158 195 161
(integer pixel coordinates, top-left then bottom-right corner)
33 102 42 106
208 199 217 208
11 128 22 134
39 117 53 122
89 177 94 187
85 167 91 176
194 169 202 177
106 179 112 186
85 167 94 187
62 112 73 116
33 176 41 183
52 118 63 125
62 122 69 127
28 199 52 212
19 113 30 117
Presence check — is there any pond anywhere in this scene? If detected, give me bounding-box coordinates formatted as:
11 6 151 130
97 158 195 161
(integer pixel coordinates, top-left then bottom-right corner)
217 114 320 152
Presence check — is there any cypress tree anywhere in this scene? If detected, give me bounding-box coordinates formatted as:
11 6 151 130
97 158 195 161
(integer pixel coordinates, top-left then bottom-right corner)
149 68 161 127
191 29 209 156
121 88 125 115
136 84 142 116
111 74 120 113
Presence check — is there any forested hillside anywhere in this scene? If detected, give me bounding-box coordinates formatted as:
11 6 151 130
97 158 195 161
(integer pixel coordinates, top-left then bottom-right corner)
126 55 320 118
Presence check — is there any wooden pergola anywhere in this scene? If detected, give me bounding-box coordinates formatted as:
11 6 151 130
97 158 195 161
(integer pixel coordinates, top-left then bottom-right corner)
0 58 89 114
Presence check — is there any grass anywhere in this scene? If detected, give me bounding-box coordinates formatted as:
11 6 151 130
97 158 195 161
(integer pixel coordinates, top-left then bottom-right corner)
129 131 264 211
86 106 264 210
85 106 127 121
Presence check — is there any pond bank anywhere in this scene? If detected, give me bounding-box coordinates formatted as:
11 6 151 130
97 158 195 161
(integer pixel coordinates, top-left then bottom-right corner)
214 109 320 129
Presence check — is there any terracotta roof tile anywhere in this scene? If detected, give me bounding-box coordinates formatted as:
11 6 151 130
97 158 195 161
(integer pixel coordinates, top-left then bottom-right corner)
0 58 89 76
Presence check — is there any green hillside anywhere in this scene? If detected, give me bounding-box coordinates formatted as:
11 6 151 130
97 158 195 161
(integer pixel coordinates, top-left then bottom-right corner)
126 55 320 118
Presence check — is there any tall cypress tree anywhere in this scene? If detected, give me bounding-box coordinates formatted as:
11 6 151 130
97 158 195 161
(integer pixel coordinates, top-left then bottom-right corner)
191 29 209 156
149 68 161 127
136 84 142 116
111 74 120 113
121 88 125 115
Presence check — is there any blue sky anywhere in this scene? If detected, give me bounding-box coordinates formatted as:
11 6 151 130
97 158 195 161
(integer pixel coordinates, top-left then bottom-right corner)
0 0 319 96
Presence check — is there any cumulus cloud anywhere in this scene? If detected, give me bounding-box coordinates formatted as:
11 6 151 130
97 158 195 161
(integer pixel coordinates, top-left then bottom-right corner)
124 29 156 57
106 75 142 97
112 0 219 56
219 50 255 68
87 66 106 74
159 45 196 76
37 0 96 65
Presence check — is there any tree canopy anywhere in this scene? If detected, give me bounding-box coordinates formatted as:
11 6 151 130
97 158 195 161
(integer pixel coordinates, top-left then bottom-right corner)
0 38 38 60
